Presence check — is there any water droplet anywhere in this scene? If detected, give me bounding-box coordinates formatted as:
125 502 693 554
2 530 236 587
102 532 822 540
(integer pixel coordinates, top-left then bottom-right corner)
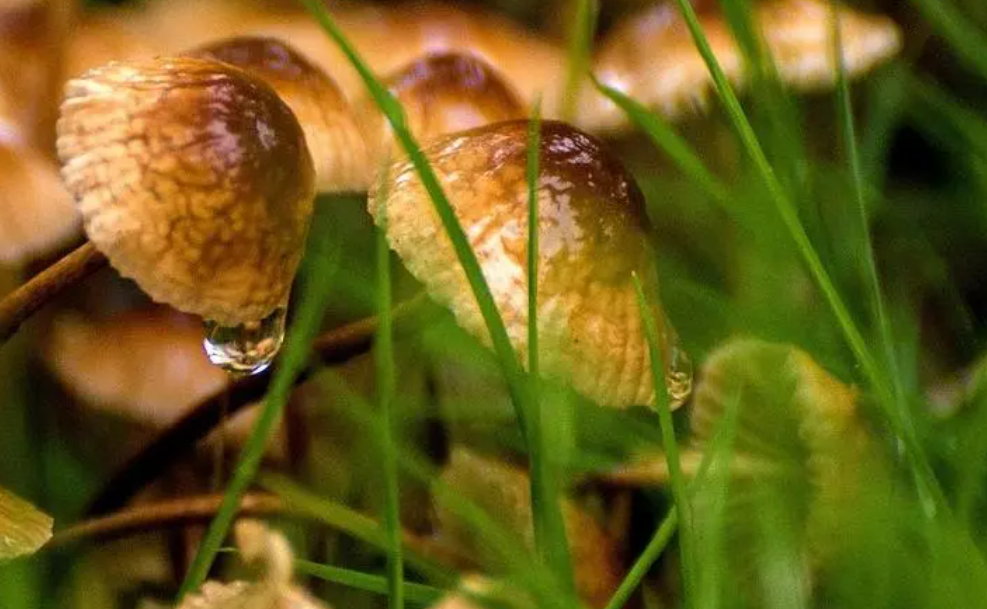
203 307 286 376
666 342 694 409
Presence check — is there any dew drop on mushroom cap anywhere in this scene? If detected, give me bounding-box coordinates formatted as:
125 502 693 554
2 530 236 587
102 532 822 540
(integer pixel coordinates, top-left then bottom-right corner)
56 57 316 373
370 120 692 409
583 0 902 134
360 51 527 165
188 36 371 194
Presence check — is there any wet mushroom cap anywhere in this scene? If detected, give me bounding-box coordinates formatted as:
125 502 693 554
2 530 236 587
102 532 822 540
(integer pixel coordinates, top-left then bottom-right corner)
584 0 902 133
56 57 316 326
189 36 370 194
360 52 527 165
370 119 691 409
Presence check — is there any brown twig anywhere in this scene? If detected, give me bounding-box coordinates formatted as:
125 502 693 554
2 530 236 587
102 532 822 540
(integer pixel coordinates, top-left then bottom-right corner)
0 241 107 344
52 493 285 547
85 295 432 516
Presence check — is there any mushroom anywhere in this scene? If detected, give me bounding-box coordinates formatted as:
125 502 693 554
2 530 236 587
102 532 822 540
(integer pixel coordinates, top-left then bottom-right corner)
176 520 328 609
42 307 230 426
188 36 370 194
583 0 903 133
437 447 623 608
358 51 527 164
56 57 316 374
369 119 692 409
0 142 81 265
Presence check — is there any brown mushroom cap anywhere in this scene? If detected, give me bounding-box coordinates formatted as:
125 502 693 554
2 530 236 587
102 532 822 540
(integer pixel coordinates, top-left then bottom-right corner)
584 0 902 133
57 57 316 326
437 447 623 608
189 36 370 194
370 119 691 409
360 52 527 164
43 307 229 424
0 142 81 264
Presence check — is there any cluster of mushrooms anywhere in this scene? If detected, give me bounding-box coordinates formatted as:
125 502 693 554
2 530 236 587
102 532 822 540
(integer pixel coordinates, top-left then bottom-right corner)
0 0 904 606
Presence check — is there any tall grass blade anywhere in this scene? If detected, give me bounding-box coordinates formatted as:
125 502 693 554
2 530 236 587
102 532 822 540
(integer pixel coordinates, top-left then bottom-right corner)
830 4 904 420
259 473 455 585
603 382 741 609
295 0 574 593
375 169 405 609
525 99 576 590
908 0 987 83
592 78 731 207
665 0 945 512
295 560 446 605
633 273 695 608
177 202 342 600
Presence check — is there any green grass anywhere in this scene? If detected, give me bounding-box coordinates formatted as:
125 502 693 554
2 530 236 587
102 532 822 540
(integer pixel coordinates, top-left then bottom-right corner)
8 1 987 609
176 201 344 600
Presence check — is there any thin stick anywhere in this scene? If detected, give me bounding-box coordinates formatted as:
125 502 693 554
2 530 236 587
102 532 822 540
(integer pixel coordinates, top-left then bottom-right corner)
85 296 429 516
52 493 284 547
0 241 107 344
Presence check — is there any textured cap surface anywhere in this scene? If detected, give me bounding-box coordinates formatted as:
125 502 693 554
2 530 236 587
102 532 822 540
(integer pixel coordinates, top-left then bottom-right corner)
370 120 690 409
190 36 371 193
361 52 526 164
585 0 902 132
57 57 316 325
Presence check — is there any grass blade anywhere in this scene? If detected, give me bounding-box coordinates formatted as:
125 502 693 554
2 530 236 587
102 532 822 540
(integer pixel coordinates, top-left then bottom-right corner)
603 381 741 609
632 273 695 608
830 5 903 417
375 170 405 609
561 0 598 121
259 473 455 586
592 77 731 207
907 0 987 83
177 203 342 599
525 98 575 591
295 560 446 605
295 0 575 594
665 0 945 512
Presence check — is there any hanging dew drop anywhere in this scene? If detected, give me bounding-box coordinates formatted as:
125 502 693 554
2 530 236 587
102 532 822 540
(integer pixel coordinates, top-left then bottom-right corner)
203 307 287 376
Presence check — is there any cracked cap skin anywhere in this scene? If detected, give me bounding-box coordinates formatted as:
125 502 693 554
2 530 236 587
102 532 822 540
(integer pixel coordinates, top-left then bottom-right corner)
370 119 691 409
57 57 316 326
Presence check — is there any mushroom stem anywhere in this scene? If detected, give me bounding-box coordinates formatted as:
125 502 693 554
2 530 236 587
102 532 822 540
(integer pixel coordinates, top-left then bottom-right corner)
0 240 106 345
84 295 432 516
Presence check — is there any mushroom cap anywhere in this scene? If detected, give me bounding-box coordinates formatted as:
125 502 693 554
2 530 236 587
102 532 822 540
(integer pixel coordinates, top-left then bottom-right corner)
0 142 81 265
437 447 623 607
584 0 902 133
57 57 316 325
369 119 691 409
43 307 230 425
189 36 371 194
360 52 526 165
689 338 880 581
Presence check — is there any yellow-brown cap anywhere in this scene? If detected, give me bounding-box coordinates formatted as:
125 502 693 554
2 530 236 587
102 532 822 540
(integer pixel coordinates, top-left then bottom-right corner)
0 142 81 265
437 447 623 607
189 36 371 194
360 51 527 165
370 119 691 409
56 57 316 326
584 0 902 133
43 307 230 425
